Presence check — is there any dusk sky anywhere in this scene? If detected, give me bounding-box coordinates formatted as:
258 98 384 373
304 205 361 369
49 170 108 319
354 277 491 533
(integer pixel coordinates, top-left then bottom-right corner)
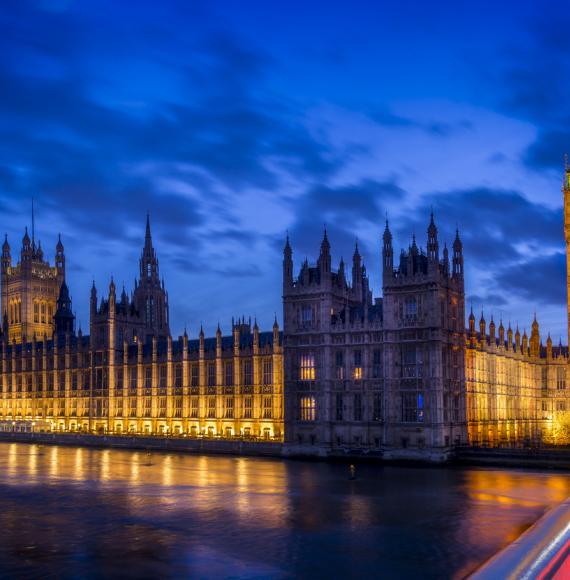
1 0 569 340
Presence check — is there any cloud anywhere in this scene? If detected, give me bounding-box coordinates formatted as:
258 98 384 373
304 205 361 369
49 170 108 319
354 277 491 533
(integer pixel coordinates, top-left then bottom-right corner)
495 252 566 306
286 178 405 264
493 9 570 170
397 187 563 264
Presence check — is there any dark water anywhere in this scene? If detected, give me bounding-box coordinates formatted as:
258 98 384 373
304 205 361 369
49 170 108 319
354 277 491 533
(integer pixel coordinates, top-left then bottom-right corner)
0 444 569 579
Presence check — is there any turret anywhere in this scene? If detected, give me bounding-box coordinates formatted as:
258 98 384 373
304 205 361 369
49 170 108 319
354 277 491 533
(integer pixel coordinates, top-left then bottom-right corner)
352 241 362 296
53 281 75 336
108 278 116 316
498 319 505 347
468 307 476 345
522 328 528 355
452 228 463 278
273 315 279 345
55 234 65 281
479 311 486 345
442 243 449 276
507 323 513 351
515 326 521 353
21 227 32 262
1 235 11 272
89 281 97 334
489 316 496 346
427 212 439 262
283 233 293 290
317 227 331 276
530 314 540 358
338 257 346 287
547 333 553 359
382 220 393 274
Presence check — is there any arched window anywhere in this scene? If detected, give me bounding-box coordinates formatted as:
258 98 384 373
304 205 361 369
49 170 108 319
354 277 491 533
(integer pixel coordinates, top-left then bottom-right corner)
40 302 46 324
147 263 151 278
34 301 39 323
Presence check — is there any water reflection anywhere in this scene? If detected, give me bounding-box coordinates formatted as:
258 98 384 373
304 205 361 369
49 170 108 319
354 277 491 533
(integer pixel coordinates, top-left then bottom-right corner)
0 443 568 578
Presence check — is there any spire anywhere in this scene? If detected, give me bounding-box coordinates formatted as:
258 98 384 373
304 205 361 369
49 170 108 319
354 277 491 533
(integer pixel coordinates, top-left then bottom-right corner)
145 212 152 247
452 228 463 278
2 234 8 252
383 219 392 244
54 281 75 336
284 232 292 255
318 226 331 275
382 221 394 274
427 211 439 261
283 231 293 289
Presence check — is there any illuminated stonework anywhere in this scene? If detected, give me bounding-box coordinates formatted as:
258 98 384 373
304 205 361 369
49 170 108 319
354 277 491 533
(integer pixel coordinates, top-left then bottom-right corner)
0 219 283 440
1 230 65 344
465 314 568 446
1 164 570 453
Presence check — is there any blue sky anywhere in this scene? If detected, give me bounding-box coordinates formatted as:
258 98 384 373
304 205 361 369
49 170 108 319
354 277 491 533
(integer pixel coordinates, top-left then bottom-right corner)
1 0 569 340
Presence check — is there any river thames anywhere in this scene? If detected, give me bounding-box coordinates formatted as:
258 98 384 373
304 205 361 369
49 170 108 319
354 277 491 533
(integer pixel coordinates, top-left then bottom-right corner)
0 443 569 578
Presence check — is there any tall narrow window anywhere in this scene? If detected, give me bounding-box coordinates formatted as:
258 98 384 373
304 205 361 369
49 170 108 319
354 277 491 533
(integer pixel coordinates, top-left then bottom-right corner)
207 364 216 387
300 354 316 381
300 396 316 421
262 360 273 385
353 350 362 380
335 352 344 380
263 396 272 418
336 393 343 421
354 393 362 421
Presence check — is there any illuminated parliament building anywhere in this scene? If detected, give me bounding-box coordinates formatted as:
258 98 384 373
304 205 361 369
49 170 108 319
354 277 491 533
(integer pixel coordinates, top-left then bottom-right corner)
1 166 570 459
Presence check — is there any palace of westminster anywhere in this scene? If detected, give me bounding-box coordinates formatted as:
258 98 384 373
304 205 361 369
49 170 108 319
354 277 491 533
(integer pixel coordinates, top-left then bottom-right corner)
1 166 570 459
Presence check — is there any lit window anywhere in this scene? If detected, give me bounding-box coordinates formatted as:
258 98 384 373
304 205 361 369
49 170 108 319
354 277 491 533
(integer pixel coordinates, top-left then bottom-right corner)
263 396 272 419
353 350 362 380
208 397 216 418
300 354 316 381
243 396 253 419
263 360 273 385
300 396 316 421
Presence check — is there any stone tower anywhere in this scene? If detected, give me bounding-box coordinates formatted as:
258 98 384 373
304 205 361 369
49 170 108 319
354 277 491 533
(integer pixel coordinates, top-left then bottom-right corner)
564 155 570 348
90 215 169 348
0 227 65 343
133 214 170 341
382 215 467 452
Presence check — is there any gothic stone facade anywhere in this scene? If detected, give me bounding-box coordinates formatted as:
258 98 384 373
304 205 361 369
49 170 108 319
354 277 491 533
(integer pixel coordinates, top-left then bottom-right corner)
283 217 467 459
0 219 284 440
1 229 65 344
1 166 570 454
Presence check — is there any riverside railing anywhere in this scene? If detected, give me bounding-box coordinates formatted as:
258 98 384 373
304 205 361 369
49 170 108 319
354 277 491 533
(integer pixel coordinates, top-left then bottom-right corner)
472 495 570 579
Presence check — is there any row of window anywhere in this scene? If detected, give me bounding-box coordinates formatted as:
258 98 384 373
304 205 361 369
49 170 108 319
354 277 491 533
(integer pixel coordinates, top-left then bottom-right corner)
33 301 55 324
2 396 275 420
300 393 399 422
300 351 383 381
